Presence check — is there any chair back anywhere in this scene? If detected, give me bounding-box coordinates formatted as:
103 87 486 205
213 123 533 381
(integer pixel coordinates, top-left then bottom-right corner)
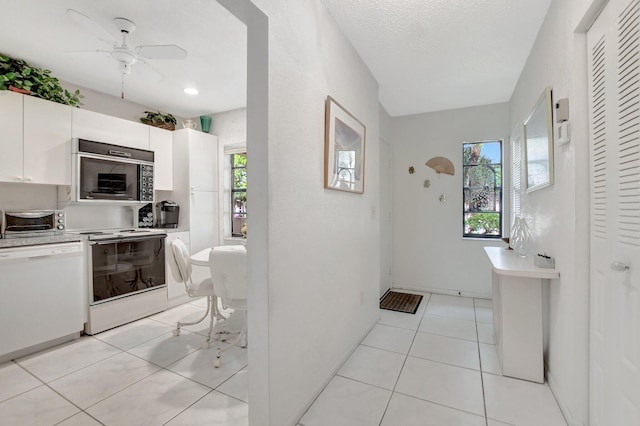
209 245 247 305
169 238 192 285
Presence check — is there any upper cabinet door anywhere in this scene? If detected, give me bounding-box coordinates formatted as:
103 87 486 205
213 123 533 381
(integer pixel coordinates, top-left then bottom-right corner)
72 108 150 150
188 130 218 191
23 96 72 185
149 126 173 191
0 91 24 182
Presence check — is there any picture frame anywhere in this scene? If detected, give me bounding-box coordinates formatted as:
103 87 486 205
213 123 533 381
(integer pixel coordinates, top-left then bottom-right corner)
324 96 366 193
524 87 554 192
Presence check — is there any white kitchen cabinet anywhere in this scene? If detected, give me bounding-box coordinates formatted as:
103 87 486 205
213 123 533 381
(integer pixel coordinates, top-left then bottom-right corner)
72 108 149 150
189 190 219 254
0 91 72 185
0 90 24 182
186 129 218 191
23 95 72 185
149 126 173 190
172 129 219 253
165 231 191 307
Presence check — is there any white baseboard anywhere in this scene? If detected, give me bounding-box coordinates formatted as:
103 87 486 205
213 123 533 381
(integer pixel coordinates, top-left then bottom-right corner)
547 370 585 426
392 285 492 300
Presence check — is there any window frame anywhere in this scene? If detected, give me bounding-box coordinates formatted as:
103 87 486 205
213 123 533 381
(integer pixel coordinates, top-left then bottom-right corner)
230 152 247 238
462 139 503 239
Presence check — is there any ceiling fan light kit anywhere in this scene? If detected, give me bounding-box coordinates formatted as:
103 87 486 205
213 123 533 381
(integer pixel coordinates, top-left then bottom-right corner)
66 9 188 99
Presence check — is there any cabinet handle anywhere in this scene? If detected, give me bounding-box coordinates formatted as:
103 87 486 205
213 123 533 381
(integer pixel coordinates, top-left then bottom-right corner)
14 176 22 181
24 176 33 182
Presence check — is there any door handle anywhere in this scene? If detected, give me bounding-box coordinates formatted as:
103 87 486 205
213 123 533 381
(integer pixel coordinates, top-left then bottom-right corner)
610 261 630 272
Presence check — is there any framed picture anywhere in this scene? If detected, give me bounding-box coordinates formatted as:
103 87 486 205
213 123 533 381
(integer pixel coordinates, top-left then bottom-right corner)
524 87 554 192
324 96 366 193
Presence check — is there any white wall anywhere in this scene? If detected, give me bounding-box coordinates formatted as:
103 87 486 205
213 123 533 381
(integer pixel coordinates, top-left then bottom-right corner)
210 108 247 243
391 103 510 297
508 0 598 423
212 108 247 146
379 104 393 296
0 182 57 210
64 81 187 124
245 1 380 424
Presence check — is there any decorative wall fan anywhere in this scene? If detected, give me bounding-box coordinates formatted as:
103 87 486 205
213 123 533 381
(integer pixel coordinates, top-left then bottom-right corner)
66 9 188 98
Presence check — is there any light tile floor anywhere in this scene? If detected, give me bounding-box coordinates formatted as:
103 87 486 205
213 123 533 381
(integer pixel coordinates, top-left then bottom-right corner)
299 292 568 426
0 298 248 426
1 292 569 426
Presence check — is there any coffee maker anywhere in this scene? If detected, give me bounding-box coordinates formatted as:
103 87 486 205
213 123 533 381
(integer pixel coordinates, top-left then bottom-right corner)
156 200 180 228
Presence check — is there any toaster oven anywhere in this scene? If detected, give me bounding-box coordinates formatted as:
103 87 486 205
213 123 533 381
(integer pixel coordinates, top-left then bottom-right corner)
1 210 66 238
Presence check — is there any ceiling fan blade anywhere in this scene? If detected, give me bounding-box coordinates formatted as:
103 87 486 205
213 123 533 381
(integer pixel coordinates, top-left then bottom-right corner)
136 58 165 82
66 9 116 45
65 49 111 56
136 45 187 60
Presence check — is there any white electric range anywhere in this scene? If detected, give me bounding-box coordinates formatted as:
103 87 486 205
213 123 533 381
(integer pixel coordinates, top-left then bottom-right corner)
68 228 170 334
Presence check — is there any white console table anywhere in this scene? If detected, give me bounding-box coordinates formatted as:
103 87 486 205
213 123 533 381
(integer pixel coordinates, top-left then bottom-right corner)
483 247 559 383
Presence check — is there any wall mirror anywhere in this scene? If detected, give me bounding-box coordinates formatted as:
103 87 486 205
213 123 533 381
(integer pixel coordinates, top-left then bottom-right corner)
524 87 554 192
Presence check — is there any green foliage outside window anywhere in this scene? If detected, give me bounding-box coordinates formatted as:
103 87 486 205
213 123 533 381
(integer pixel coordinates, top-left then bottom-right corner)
463 141 502 238
231 153 247 237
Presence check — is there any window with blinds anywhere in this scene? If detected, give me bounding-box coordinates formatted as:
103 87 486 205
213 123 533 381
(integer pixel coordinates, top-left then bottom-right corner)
511 135 522 227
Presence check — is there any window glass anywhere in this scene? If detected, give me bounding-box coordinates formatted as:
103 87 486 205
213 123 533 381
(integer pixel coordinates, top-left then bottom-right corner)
463 141 502 238
231 153 247 237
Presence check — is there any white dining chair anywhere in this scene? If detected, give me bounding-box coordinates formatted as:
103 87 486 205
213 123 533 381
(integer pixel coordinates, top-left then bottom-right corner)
168 238 221 348
209 244 247 368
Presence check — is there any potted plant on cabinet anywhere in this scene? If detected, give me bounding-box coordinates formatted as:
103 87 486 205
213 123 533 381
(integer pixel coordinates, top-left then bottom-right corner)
140 110 177 131
0 53 83 106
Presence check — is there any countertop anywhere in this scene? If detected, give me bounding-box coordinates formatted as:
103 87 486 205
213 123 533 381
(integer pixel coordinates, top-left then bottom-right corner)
0 234 85 249
483 246 560 279
0 228 185 249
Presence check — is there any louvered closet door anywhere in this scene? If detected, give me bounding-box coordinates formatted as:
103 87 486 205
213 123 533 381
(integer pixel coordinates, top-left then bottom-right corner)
588 0 640 424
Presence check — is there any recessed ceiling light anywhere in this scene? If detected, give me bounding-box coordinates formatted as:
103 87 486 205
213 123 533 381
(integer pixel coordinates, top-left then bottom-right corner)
184 87 199 95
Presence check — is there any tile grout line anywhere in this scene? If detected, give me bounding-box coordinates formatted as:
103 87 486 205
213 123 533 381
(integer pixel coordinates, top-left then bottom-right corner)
378 293 432 425
474 298 489 426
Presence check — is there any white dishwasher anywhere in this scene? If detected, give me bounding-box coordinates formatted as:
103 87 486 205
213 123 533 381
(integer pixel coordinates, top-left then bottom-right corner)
0 242 84 361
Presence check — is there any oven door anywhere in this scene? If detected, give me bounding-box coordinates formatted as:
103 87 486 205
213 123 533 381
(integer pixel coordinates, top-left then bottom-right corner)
90 235 166 304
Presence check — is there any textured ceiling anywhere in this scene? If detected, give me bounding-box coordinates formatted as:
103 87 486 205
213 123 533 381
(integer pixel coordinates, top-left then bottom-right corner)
320 0 553 116
1 1 552 118
0 0 246 117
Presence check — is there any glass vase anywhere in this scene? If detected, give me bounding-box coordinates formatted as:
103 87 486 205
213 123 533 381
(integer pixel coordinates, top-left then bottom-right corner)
510 217 531 257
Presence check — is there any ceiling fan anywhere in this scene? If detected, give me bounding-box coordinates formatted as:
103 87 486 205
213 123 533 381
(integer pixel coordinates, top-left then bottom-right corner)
66 9 188 98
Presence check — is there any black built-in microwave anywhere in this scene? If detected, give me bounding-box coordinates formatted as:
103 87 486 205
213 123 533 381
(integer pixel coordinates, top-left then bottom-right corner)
75 139 154 203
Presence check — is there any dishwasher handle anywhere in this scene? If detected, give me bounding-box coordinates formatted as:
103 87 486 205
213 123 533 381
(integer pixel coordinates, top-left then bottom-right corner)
0 243 83 262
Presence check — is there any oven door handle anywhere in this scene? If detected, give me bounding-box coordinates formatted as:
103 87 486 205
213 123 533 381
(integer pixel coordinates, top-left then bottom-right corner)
91 234 167 244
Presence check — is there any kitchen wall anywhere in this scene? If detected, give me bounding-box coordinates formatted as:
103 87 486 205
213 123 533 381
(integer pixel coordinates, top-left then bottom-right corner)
0 182 57 210
211 108 247 146
64 81 188 124
209 108 247 243
242 0 381 424
390 103 510 297
507 0 602 423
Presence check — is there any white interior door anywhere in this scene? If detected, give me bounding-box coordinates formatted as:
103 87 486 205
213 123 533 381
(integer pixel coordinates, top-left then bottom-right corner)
588 0 640 424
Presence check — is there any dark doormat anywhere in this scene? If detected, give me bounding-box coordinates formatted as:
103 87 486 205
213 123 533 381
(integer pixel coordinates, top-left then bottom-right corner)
380 291 423 314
